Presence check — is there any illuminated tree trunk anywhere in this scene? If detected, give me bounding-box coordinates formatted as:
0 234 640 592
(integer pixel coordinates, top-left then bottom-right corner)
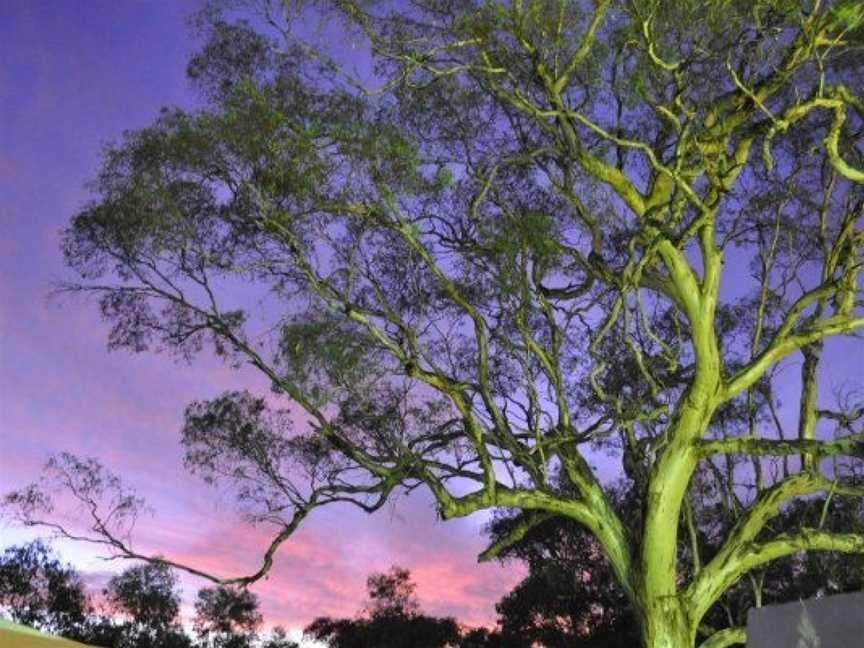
641 600 695 648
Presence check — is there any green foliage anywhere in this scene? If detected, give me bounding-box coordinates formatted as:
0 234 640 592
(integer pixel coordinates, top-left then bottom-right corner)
833 0 864 29
479 209 563 295
436 165 454 189
277 315 377 405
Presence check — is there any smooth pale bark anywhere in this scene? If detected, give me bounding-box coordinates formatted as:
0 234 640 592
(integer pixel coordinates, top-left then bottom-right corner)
640 596 697 648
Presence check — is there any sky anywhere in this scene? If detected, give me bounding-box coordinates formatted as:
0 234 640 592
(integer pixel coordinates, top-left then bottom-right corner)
2 1 863 644
0 0 524 640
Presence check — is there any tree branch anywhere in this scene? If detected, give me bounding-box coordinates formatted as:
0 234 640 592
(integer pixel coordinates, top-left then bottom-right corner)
723 315 864 401
687 473 864 620
698 433 864 458
477 511 555 562
697 626 747 648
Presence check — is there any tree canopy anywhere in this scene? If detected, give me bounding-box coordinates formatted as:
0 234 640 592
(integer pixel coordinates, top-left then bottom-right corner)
4 1 864 646
0 541 90 640
194 586 263 648
101 563 193 648
304 566 463 648
105 563 182 631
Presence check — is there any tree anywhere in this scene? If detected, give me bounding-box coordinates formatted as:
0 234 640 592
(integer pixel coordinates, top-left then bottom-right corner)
364 566 420 618
105 563 181 629
486 476 864 647
304 567 461 648
4 1 864 646
697 493 864 633
0 541 198 648
0 540 90 639
101 562 192 648
487 484 639 648
194 586 262 648
259 626 300 648
305 605 461 648
459 628 502 648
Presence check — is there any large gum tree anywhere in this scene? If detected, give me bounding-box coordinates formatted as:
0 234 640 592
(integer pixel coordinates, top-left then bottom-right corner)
5 1 864 646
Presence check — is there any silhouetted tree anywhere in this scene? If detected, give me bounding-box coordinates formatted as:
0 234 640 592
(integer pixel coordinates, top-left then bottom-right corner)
105 562 180 628
487 483 642 648
259 626 299 648
6 1 864 646
305 567 461 648
194 586 262 648
364 566 420 617
459 628 503 648
98 562 191 648
0 541 310 648
0 540 90 639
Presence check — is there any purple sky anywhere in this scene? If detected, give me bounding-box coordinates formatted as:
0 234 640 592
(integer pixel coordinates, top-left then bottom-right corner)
0 1 523 637
1 0 862 642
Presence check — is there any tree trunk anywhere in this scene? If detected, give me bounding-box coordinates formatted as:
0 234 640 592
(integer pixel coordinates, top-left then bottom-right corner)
641 597 696 648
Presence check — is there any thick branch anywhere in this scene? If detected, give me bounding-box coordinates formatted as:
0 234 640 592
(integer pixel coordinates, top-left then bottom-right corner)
552 0 611 94
723 315 864 401
433 485 635 602
687 473 864 620
698 433 864 458
727 528 864 590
